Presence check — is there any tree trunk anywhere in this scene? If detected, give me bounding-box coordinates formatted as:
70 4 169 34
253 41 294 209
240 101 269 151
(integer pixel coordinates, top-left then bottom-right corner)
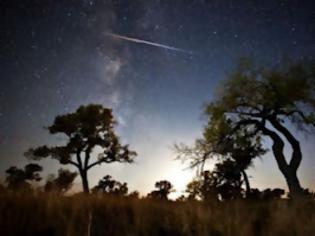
80 169 90 194
284 169 303 199
271 136 304 198
241 170 251 197
268 117 304 198
250 119 304 199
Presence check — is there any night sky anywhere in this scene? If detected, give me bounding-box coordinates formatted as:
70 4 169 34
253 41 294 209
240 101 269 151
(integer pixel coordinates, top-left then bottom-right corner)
1 0 314 196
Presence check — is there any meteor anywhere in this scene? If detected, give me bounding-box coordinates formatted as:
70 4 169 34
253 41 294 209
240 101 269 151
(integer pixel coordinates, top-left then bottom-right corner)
105 32 192 54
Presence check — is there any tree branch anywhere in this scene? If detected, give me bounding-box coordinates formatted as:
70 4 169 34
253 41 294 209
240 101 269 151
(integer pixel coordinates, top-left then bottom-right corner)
234 118 289 174
87 159 108 170
67 160 80 168
279 109 315 126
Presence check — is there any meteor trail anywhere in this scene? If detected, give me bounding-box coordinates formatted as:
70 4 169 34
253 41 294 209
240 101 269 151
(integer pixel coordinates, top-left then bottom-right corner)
105 32 192 54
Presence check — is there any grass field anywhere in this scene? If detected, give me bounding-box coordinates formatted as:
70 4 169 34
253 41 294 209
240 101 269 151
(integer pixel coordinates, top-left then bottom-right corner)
1 192 314 236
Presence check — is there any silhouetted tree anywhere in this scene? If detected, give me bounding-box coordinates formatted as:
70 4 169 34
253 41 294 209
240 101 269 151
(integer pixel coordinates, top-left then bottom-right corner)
148 180 174 200
177 116 265 197
186 162 244 201
175 195 187 202
301 188 315 198
212 160 243 200
218 128 266 197
44 169 78 194
127 190 140 199
92 175 128 196
261 188 285 200
25 104 136 193
205 59 315 198
185 172 214 201
5 163 42 192
248 188 285 200
180 59 315 199
185 179 203 201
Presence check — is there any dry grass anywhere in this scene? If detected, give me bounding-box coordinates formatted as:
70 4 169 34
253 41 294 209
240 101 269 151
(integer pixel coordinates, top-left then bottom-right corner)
0 192 314 236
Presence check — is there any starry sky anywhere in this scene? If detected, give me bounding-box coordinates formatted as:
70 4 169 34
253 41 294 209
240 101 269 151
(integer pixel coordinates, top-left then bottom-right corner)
1 0 314 197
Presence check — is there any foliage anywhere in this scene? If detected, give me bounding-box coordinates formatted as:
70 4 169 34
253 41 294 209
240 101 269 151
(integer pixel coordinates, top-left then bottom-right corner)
176 114 265 197
25 104 136 193
44 169 78 194
206 59 315 198
128 190 140 199
148 180 174 200
178 59 315 199
185 160 244 202
5 163 42 192
248 188 285 201
92 175 128 196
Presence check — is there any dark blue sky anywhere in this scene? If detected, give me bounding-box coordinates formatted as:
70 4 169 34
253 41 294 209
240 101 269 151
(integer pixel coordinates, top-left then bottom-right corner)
1 0 314 195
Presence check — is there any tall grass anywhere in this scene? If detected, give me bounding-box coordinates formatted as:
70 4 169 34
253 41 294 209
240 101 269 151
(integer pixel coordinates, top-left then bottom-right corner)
0 192 314 236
